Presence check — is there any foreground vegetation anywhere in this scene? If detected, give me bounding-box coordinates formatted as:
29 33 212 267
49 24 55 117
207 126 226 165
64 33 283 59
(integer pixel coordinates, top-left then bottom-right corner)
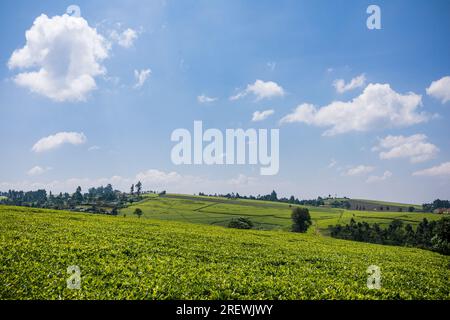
0 206 449 300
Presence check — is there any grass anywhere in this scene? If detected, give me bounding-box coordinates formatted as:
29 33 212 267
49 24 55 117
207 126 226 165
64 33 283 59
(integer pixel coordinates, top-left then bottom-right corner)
0 205 449 300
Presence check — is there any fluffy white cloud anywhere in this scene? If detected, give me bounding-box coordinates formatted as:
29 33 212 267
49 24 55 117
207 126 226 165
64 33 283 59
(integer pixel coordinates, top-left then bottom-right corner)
27 166 51 176
426 76 450 103
333 74 366 93
413 162 450 177
373 134 439 163
280 83 429 136
8 14 109 102
134 69 151 89
197 94 218 103
344 165 375 176
252 109 275 122
110 28 138 48
32 132 87 153
366 171 392 183
230 80 285 101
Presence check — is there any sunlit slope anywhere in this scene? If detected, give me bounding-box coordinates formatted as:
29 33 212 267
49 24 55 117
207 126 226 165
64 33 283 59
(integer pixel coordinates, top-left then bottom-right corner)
0 206 448 299
122 194 440 232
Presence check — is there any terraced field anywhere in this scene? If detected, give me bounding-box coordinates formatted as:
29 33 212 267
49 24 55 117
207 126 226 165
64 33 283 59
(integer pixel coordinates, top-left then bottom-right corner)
0 205 449 299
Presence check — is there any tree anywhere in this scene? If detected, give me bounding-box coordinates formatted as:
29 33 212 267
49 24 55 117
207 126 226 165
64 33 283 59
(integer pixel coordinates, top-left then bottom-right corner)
130 184 135 195
73 186 83 205
269 190 278 201
136 181 142 197
133 208 143 218
291 207 312 233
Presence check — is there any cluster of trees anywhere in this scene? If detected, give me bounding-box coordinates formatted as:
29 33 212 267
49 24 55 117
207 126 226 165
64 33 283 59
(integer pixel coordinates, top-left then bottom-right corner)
227 217 254 229
423 199 450 212
198 190 327 207
330 217 449 255
0 181 146 214
330 200 351 209
1 189 48 207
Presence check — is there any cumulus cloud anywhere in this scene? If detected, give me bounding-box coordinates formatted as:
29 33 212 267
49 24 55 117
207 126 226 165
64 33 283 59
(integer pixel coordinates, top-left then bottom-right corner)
27 166 51 176
110 28 138 48
197 94 218 104
333 74 366 93
366 171 392 183
230 80 285 101
252 109 275 122
344 165 375 176
280 83 429 136
134 69 151 89
373 134 439 163
32 132 87 153
426 76 450 103
413 162 450 177
8 14 109 102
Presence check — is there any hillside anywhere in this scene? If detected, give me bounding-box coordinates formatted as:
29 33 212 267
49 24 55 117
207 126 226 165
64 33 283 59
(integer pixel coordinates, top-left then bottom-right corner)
122 194 440 233
0 205 448 299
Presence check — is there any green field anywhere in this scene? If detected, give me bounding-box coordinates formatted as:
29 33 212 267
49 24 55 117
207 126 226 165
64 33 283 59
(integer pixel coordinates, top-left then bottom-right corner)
122 194 440 234
0 205 449 299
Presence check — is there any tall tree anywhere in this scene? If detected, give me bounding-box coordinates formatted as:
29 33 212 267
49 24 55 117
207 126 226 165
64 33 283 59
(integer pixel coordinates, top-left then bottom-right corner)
136 181 142 197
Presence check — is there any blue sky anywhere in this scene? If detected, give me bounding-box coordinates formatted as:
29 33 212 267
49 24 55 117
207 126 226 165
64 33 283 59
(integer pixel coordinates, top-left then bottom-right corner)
0 0 449 203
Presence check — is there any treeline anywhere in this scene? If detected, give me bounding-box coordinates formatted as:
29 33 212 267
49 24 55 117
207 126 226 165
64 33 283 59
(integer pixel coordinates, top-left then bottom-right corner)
0 181 149 214
330 217 449 255
198 190 328 206
422 199 450 212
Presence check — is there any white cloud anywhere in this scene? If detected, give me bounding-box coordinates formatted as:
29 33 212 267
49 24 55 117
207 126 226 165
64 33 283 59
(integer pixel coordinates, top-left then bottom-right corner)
426 76 450 103
110 28 138 48
8 14 109 102
366 171 392 183
230 80 285 101
197 94 218 104
0 170 266 196
373 134 439 163
252 109 275 122
280 83 429 136
413 162 450 177
333 74 366 93
327 158 337 169
344 165 375 176
134 69 151 89
88 145 100 151
32 132 87 153
27 166 51 176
